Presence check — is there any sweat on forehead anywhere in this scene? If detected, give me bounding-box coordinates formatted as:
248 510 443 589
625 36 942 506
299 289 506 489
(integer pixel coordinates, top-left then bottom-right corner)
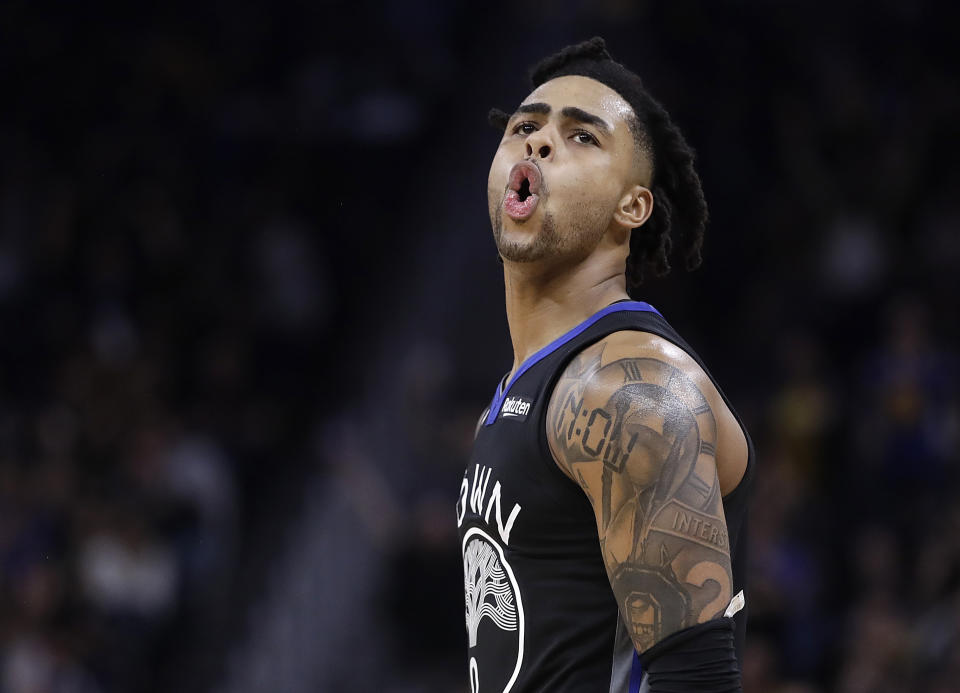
522 75 636 126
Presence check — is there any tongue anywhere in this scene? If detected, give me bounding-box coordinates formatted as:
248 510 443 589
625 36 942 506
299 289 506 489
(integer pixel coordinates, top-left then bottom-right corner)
504 190 539 220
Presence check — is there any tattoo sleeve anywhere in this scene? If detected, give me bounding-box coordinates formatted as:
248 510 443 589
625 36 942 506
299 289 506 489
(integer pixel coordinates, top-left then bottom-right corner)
547 342 734 653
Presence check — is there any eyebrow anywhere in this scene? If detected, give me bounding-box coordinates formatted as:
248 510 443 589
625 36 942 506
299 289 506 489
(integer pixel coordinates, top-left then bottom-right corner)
512 102 613 135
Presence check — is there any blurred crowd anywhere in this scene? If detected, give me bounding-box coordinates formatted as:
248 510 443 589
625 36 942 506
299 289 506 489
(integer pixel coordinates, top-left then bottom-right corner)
0 3 343 692
1 1 957 692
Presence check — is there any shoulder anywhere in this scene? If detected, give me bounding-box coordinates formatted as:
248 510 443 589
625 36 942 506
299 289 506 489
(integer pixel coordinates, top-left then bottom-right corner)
548 328 717 413
594 329 710 381
545 329 725 478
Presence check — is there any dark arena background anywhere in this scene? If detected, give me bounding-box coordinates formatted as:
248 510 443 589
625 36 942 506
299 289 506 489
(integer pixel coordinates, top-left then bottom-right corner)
1 1 958 692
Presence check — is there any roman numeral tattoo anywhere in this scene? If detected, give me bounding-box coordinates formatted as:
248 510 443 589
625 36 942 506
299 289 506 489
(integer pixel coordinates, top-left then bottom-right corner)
619 360 643 382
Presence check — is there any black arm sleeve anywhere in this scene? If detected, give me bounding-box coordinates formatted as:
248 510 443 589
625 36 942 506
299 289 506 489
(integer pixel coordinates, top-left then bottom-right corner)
637 617 743 693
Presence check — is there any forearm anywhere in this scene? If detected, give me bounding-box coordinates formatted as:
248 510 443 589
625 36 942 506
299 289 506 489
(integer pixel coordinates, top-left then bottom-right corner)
639 617 742 693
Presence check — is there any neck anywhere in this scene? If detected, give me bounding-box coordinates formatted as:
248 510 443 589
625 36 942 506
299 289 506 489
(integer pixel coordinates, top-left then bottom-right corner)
502 255 630 375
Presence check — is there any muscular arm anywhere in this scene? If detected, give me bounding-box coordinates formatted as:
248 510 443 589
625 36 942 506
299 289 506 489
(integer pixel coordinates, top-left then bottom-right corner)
546 334 734 654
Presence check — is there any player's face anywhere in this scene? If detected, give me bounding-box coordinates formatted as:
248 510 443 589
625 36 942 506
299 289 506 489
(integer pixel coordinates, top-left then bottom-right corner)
488 75 642 265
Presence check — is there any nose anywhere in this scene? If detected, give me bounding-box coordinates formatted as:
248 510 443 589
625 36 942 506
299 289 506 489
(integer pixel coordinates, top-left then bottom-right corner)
525 125 555 161
526 141 551 159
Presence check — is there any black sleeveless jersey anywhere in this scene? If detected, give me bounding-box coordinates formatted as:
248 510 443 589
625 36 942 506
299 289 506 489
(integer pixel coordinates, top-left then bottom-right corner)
456 300 756 693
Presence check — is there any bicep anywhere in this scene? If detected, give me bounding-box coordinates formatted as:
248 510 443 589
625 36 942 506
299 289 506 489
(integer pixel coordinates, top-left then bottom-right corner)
547 351 733 653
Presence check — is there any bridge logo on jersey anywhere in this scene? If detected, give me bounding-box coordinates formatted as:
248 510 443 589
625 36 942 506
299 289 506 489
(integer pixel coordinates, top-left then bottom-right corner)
462 527 525 693
499 395 532 422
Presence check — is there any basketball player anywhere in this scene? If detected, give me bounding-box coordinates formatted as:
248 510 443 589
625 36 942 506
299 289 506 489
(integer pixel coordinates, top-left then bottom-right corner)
456 38 755 692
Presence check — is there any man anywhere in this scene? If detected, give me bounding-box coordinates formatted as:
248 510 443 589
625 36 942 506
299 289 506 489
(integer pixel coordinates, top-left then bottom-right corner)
456 37 755 692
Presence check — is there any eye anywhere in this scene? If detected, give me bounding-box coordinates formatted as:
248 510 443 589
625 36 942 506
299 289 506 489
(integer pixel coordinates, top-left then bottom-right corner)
512 121 538 136
573 130 598 146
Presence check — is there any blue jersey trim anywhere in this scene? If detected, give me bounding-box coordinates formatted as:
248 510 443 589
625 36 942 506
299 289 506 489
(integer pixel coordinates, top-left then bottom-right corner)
628 651 643 692
484 301 662 426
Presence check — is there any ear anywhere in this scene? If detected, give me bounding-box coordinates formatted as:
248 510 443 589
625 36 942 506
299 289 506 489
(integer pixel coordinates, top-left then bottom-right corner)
613 185 654 229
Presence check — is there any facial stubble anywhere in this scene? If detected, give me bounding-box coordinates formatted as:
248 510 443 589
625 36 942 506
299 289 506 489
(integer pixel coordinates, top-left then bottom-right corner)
490 189 610 264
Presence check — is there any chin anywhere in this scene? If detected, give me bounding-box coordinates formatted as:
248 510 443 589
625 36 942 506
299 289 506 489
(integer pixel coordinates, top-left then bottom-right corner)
496 211 562 264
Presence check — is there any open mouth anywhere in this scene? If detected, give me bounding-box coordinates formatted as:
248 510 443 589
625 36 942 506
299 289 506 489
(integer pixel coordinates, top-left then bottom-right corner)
517 177 532 201
504 161 542 221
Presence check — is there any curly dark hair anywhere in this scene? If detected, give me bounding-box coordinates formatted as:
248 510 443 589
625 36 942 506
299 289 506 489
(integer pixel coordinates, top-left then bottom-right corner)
489 37 708 294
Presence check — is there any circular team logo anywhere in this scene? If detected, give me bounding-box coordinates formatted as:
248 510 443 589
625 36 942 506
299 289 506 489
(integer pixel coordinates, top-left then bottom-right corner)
462 527 524 693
